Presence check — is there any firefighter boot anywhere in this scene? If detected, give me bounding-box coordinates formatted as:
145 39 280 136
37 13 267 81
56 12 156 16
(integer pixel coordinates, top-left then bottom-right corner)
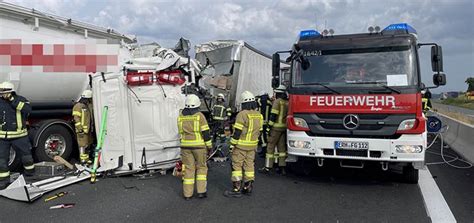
224 181 242 198
279 167 287 176
0 177 10 190
258 167 272 175
23 167 35 177
242 180 254 196
198 192 207 199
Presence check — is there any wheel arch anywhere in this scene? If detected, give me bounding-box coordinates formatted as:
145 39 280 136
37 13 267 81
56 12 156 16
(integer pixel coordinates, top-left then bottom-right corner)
30 119 76 149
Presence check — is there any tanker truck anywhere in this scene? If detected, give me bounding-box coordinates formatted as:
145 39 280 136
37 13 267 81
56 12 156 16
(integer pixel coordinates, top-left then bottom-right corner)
0 2 134 169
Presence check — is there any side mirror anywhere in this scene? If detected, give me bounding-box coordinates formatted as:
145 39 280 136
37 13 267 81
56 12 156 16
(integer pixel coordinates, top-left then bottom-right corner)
272 53 280 78
431 45 443 72
433 73 446 86
272 77 280 89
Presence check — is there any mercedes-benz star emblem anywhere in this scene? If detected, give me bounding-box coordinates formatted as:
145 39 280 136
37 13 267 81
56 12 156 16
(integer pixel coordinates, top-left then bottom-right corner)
343 114 359 130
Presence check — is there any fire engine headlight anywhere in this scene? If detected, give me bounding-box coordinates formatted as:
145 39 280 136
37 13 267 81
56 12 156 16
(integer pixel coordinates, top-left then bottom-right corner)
289 140 311 149
395 145 423 153
397 119 416 131
293 117 309 128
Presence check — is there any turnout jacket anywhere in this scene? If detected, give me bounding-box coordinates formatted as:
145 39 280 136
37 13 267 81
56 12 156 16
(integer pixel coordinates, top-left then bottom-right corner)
0 95 32 139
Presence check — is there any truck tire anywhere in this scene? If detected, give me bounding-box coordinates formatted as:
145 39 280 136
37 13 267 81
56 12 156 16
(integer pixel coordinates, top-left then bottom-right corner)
34 125 74 162
403 165 419 184
8 147 21 171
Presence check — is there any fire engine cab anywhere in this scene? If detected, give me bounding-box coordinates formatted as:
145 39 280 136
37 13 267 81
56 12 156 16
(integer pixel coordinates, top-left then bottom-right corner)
272 23 446 183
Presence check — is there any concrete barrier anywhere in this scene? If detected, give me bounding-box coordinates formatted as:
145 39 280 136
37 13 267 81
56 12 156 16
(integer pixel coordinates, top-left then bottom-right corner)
430 111 474 163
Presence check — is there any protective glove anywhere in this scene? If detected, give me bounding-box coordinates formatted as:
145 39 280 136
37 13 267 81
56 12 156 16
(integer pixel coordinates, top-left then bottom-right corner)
229 144 234 154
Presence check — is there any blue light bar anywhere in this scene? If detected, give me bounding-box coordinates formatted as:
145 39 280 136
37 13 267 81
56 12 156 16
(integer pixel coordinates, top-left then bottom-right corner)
299 30 320 39
382 23 417 35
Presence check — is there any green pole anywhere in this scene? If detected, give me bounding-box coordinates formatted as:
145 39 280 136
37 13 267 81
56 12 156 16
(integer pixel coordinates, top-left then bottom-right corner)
91 106 108 183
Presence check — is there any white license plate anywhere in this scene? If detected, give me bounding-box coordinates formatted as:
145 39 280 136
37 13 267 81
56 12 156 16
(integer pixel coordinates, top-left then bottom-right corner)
335 141 369 150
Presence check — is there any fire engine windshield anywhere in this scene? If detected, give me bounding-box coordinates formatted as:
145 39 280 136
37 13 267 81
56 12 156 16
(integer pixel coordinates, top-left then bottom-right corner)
292 46 417 90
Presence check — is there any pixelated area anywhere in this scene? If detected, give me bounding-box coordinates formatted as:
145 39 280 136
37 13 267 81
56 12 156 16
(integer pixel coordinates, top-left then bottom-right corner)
0 39 118 73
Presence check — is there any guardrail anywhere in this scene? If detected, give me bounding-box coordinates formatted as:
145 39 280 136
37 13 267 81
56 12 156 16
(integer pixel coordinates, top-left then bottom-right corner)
430 111 474 163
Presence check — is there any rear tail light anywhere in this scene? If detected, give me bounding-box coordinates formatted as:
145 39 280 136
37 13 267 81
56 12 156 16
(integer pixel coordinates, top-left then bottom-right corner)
126 71 153 86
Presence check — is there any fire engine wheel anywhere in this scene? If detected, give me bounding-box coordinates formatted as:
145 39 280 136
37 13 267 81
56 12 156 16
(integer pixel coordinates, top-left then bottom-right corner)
8 147 21 171
402 165 419 184
35 125 73 162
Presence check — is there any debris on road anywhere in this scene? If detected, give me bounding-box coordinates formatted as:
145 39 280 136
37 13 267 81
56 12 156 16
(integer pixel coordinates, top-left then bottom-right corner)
44 191 68 202
49 203 75 209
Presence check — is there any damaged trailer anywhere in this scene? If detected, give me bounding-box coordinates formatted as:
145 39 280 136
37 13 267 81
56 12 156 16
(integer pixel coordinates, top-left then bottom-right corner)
195 40 287 111
0 46 197 202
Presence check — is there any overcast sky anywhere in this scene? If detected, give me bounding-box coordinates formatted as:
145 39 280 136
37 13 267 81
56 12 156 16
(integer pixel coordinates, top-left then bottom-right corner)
5 0 473 93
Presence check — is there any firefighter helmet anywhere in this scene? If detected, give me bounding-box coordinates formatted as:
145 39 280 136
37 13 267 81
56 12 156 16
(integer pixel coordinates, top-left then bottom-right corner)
185 94 201 108
0 81 15 94
81 90 93 99
217 93 225 100
274 85 287 93
241 91 255 103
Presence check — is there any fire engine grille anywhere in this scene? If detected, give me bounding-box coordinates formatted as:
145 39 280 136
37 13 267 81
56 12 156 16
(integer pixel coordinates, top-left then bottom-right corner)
335 149 368 157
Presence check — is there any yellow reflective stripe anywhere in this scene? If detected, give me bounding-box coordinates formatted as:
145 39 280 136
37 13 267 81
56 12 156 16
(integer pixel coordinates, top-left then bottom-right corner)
273 123 286 128
16 110 22 131
237 140 258 146
178 117 184 140
72 111 82 117
81 110 85 127
17 101 25 111
201 124 210 131
279 152 287 157
75 122 81 126
24 165 35 170
232 171 243 177
230 138 238 145
196 175 207 181
234 123 244 130
194 118 201 142
0 171 10 178
205 140 212 147
266 153 274 158
277 101 286 126
183 178 195 185
269 121 275 126
180 141 206 147
271 108 279 115
246 115 253 142
244 171 255 177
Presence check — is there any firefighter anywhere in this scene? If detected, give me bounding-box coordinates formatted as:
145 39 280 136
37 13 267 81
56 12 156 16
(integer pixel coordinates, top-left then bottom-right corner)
0 81 35 190
422 89 432 113
72 90 94 164
178 94 212 200
211 93 231 142
224 91 263 198
256 92 272 158
260 85 289 175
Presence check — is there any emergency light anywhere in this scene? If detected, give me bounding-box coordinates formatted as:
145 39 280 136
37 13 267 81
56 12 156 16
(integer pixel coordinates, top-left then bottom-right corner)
382 23 417 35
299 30 320 39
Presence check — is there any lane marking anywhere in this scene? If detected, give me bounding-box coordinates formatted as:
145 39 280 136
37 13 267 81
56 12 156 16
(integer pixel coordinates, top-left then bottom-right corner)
418 168 456 223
